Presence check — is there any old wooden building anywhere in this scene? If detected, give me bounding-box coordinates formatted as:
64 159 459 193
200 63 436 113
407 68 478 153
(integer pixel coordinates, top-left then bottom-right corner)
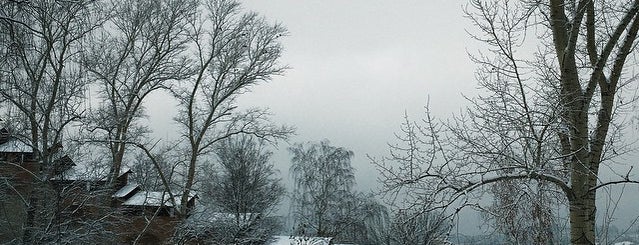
0 127 197 244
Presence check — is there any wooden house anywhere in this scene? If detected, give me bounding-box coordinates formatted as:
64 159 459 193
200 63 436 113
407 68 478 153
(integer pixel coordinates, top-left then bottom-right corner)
0 126 198 244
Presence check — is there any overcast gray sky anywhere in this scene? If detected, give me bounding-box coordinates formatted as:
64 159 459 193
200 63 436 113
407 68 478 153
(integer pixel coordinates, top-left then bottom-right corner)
233 0 477 188
144 1 480 194
233 0 639 232
142 0 639 234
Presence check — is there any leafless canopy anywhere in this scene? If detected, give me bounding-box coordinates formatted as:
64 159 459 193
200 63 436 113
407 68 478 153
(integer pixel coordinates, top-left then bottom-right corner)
374 1 639 244
171 0 293 215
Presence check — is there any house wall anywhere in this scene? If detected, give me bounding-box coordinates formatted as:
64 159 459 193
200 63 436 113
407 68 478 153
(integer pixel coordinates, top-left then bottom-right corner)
0 150 190 244
113 214 182 244
0 152 37 242
0 152 38 195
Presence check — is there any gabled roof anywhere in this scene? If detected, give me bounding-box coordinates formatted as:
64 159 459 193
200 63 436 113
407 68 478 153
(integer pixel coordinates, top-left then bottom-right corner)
112 183 140 198
0 136 33 154
122 191 197 208
179 206 262 238
51 163 131 182
53 155 75 174
0 127 32 153
185 206 260 226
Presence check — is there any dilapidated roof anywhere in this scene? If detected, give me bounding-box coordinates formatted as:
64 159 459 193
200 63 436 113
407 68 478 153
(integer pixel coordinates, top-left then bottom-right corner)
185 206 260 226
52 163 131 182
122 191 197 208
113 183 140 198
0 137 33 153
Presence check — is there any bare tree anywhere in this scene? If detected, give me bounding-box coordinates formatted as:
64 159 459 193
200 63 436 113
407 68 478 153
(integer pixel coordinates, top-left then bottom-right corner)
374 0 639 244
206 135 285 216
289 140 362 241
386 210 449 245
482 179 564 243
355 196 391 245
0 0 292 243
178 136 285 244
129 142 181 192
82 0 195 189
172 0 293 215
0 0 106 243
338 193 396 245
0 0 94 172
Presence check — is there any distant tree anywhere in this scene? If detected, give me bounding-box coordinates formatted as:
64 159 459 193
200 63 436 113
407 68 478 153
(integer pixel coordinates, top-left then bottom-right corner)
200 136 285 244
172 0 293 215
207 136 284 215
329 192 449 245
483 178 563 244
172 136 284 244
387 210 449 245
289 140 363 241
343 194 393 244
173 210 282 245
361 203 391 244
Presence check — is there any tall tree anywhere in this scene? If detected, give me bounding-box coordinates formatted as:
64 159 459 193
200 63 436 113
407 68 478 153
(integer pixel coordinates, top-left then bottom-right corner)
172 0 292 215
83 0 195 188
289 140 358 240
0 0 98 174
374 1 639 244
0 1 104 243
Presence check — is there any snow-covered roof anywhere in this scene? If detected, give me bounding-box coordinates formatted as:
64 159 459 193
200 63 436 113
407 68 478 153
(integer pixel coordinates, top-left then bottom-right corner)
122 191 197 208
112 183 139 198
187 206 260 224
198 212 259 221
179 205 261 234
615 242 635 245
269 236 333 245
52 164 130 182
0 137 33 153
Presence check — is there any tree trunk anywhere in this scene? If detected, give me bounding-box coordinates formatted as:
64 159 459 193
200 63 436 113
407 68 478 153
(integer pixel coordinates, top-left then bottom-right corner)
569 191 596 244
22 196 37 243
180 152 197 214
109 141 126 188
